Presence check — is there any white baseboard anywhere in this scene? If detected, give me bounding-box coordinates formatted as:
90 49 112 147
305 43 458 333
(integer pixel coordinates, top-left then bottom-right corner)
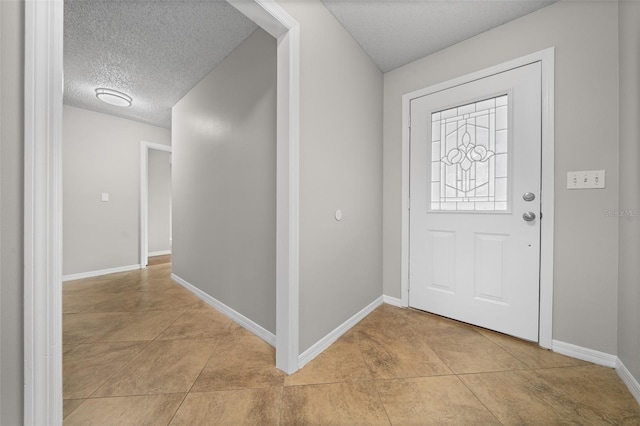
171 273 276 347
148 250 171 257
552 340 617 368
616 358 640 405
298 296 383 369
382 295 403 307
62 264 141 282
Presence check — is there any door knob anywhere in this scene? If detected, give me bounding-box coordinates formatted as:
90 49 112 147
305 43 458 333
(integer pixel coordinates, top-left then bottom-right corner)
523 192 536 202
522 211 536 222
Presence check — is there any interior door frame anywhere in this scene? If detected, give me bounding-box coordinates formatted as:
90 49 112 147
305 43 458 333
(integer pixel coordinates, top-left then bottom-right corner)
24 0 300 423
140 141 172 267
400 48 555 349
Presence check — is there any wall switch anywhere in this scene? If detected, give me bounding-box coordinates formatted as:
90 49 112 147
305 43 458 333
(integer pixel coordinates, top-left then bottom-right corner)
101 192 109 202
567 170 605 189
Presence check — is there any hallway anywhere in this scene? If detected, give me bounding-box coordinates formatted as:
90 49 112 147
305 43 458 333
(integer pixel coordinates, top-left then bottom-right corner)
63 264 640 425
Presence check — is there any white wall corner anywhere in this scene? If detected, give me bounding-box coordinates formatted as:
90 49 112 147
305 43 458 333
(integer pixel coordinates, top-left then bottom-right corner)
552 340 617 368
382 295 403 307
298 296 383 369
616 358 640 406
62 264 142 282
171 273 276 346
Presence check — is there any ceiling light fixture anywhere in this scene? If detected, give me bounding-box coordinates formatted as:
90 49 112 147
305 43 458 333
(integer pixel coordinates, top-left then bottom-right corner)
95 88 132 107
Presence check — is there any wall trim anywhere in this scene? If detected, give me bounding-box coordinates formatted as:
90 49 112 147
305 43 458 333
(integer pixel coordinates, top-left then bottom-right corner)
62 264 141 282
400 47 555 349
148 250 171 257
552 340 617 368
140 141 172 268
298 296 383 369
23 0 64 424
616 358 640 405
171 274 276 346
228 0 301 374
382 295 403 307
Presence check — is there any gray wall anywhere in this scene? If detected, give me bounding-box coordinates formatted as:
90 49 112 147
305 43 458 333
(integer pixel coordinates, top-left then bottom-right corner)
172 29 278 333
281 0 384 352
383 1 620 354
148 149 172 254
63 106 170 276
618 0 640 381
0 1 24 423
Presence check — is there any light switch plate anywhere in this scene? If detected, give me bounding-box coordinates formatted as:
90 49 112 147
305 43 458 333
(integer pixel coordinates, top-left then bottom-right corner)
101 192 109 202
567 170 605 189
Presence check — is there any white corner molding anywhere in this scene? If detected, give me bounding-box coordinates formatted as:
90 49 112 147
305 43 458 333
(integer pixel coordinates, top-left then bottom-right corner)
298 297 383 369
382 295 403 307
552 340 617 368
140 141 172 268
400 48 555 349
24 0 64 424
227 0 301 375
62 264 142 282
616 358 640 405
171 274 276 346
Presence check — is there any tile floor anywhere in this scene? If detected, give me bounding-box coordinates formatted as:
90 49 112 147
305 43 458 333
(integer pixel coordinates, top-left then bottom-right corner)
63 263 640 425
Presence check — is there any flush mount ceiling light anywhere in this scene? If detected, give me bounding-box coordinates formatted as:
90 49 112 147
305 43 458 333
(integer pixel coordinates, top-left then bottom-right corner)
95 88 132 107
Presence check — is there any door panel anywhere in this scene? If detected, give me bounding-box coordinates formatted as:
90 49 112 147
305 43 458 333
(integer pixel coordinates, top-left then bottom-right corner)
409 62 542 341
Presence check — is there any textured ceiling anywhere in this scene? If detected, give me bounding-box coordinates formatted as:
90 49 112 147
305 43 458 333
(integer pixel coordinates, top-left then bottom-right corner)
64 0 554 128
321 0 555 72
64 0 257 128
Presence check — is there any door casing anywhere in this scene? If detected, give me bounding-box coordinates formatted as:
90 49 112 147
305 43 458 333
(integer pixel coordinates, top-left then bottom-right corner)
23 0 301 424
140 141 172 267
400 48 555 349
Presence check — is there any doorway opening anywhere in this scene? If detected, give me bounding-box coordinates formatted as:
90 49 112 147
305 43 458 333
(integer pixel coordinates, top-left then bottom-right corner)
140 141 172 268
24 1 300 423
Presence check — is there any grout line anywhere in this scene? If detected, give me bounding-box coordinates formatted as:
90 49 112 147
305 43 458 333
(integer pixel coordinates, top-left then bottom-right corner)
278 384 285 426
455 373 505 425
371 380 393 425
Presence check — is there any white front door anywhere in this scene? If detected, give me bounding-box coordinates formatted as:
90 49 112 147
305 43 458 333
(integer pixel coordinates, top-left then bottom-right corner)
409 62 542 341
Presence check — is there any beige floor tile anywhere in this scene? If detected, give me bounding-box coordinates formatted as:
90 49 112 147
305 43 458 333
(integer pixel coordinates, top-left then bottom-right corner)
281 382 390 425
63 277 141 296
85 289 205 312
460 370 608 424
426 327 526 374
170 387 282 425
534 365 640 424
356 327 451 379
285 331 372 386
93 339 217 396
63 292 121 314
64 394 184 426
64 312 114 344
63 399 85 419
405 309 479 342
157 308 233 340
376 375 500 425
192 328 284 391
475 328 588 369
63 342 148 399
65 310 183 343
353 304 410 331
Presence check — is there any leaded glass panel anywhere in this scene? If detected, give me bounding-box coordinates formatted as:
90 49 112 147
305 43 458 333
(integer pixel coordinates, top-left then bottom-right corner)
430 94 509 211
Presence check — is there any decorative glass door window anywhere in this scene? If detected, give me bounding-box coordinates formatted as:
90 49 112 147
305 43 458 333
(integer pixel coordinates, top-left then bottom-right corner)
430 94 509 211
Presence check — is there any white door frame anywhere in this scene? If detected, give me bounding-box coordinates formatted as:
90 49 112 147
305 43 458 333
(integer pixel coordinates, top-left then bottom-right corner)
24 0 300 423
401 48 555 349
140 141 172 267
